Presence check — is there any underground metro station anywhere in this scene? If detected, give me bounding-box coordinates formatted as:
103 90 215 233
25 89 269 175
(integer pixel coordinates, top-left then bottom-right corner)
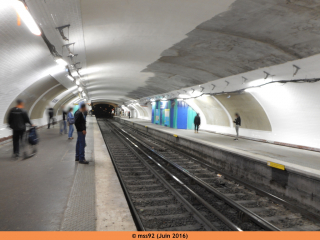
1 0 320 234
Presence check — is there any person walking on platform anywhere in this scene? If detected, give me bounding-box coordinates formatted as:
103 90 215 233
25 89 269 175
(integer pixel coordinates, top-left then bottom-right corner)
194 113 201 133
67 107 74 140
74 103 89 164
233 113 241 141
60 107 67 135
7 99 33 158
47 107 54 129
128 111 131 119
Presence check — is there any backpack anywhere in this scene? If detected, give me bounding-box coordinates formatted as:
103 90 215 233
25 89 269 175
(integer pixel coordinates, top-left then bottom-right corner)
28 127 39 145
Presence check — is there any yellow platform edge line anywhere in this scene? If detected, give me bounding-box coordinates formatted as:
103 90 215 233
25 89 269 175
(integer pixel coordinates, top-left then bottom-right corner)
145 126 148 128
173 134 178 138
267 161 285 170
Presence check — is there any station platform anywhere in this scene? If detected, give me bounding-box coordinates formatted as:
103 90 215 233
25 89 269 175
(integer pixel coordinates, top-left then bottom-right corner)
0 116 136 231
115 117 320 178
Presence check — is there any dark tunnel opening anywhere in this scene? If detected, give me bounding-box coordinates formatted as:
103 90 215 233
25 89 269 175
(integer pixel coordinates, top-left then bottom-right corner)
92 104 115 118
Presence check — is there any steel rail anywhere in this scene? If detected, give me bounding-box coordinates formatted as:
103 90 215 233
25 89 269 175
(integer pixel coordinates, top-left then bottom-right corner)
103 121 219 231
113 122 280 231
120 120 320 224
106 121 243 231
96 120 145 231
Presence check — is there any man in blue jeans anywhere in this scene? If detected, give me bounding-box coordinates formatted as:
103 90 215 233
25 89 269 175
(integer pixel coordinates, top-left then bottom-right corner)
74 103 89 164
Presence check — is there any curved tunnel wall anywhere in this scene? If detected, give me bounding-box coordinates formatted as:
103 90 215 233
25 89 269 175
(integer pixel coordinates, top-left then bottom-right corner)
245 81 320 148
55 93 78 116
193 96 230 127
134 105 150 119
179 80 320 149
3 75 65 123
215 93 272 131
149 94 271 132
30 85 66 119
184 93 272 132
1 72 72 139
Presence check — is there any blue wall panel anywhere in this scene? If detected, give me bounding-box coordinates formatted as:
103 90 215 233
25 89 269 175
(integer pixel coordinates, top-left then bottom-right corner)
177 101 188 129
151 102 155 123
151 99 196 130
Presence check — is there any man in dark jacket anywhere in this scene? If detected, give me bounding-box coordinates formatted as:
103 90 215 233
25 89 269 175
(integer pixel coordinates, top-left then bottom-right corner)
74 103 89 164
47 107 54 129
7 99 32 158
233 113 241 141
194 113 201 133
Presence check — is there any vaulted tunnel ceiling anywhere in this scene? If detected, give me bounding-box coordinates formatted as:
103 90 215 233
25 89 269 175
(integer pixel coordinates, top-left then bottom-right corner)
129 0 320 99
5 0 320 107
79 0 236 104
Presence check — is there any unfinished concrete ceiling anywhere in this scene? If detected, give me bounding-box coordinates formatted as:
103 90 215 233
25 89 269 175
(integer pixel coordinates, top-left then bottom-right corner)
127 0 320 99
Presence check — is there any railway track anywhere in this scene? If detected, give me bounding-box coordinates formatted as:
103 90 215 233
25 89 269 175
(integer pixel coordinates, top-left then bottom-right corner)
98 118 320 231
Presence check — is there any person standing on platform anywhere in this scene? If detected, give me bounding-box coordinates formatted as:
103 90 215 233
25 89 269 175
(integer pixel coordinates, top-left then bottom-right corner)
7 99 33 158
74 103 89 164
67 107 74 140
194 113 201 133
233 113 241 141
60 107 67 135
47 107 54 129
128 111 131 119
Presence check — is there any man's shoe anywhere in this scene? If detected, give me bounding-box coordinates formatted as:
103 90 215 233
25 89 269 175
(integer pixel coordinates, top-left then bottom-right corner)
75 158 79 161
79 160 89 164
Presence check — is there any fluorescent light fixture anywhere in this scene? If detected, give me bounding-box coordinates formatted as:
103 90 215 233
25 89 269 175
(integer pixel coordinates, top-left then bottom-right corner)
67 75 74 81
246 81 283 93
162 98 167 101
71 71 79 77
82 92 86 97
79 67 101 75
76 80 80 85
270 82 285 87
78 87 83 92
248 79 271 87
55 58 68 66
245 88 259 93
12 1 41 36
177 99 183 101
191 90 202 97
49 65 65 74
179 94 190 98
